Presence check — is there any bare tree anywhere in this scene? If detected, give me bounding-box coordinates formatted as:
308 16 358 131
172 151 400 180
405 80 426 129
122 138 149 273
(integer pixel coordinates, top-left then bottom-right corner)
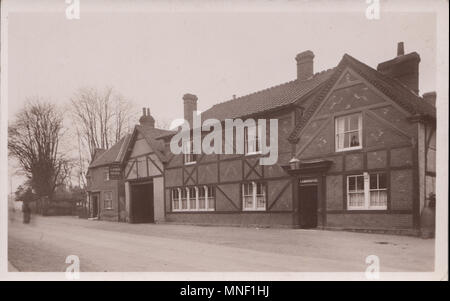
70 86 137 162
8 100 71 200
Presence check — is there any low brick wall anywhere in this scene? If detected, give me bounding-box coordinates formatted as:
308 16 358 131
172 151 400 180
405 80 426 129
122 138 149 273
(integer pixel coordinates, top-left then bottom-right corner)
326 213 413 230
165 212 295 228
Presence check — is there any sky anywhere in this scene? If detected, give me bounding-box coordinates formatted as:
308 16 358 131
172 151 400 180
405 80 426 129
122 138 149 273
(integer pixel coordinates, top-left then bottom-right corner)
4 1 438 192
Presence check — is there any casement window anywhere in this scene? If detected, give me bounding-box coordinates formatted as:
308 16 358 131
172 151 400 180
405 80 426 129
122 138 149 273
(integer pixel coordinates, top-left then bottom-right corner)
103 191 113 209
242 182 266 211
244 125 262 155
335 113 362 151
104 170 110 181
369 173 388 209
183 138 197 164
171 186 215 212
347 172 387 210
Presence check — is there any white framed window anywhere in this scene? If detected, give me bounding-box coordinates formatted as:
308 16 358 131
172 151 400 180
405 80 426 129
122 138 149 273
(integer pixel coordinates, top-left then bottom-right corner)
104 170 110 181
335 113 362 151
171 186 215 212
242 182 266 211
103 191 113 209
347 172 387 210
183 138 197 164
244 124 262 155
369 173 388 209
347 174 365 209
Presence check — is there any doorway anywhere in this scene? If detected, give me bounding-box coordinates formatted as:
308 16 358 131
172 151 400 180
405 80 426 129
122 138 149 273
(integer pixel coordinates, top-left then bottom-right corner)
298 179 318 229
91 193 99 218
130 181 154 223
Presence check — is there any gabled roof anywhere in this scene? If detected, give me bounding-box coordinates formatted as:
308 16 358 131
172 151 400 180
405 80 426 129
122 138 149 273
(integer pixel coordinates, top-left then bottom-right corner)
132 125 174 163
288 53 436 142
200 68 335 121
88 135 131 168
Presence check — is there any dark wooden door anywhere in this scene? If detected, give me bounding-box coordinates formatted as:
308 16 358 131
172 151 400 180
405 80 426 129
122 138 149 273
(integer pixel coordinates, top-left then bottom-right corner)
92 194 99 218
130 182 154 223
299 184 318 228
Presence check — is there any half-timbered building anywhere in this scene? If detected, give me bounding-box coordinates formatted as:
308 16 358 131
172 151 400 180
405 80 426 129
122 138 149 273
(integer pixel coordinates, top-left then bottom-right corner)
121 108 174 223
163 42 436 233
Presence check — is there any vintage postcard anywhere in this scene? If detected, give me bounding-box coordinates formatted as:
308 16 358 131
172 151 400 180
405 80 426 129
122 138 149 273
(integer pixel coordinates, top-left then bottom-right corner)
0 0 448 284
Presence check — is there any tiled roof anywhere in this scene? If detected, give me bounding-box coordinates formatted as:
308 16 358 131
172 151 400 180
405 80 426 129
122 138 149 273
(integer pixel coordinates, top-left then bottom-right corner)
200 69 335 121
89 135 131 168
343 54 436 118
288 53 436 142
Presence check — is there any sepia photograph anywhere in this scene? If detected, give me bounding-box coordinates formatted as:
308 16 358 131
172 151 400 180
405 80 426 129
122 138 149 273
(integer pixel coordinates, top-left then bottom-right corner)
0 0 448 284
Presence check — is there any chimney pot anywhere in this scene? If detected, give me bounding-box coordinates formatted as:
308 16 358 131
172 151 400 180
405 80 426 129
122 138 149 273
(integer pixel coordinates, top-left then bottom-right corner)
139 107 155 127
295 50 314 81
397 42 405 56
423 91 436 107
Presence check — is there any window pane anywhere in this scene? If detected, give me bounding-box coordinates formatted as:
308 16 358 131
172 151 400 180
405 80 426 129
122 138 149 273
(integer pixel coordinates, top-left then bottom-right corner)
243 183 252 196
370 174 378 190
198 186 205 198
336 117 345 133
378 173 387 189
344 132 350 148
244 196 253 209
370 190 387 207
172 189 179 210
189 188 196 209
356 176 364 191
198 197 206 209
207 197 215 210
348 192 365 207
348 177 356 191
256 196 265 209
349 132 360 147
208 186 215 197
181 188 187 209
256 183 265 195
349 115 359 130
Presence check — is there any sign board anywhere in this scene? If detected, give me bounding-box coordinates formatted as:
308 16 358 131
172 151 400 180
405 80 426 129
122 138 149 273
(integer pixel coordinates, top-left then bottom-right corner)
109 164 122 180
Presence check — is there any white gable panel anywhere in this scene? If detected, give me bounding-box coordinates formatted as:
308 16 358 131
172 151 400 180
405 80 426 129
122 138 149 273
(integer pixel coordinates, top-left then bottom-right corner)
130 138 152 158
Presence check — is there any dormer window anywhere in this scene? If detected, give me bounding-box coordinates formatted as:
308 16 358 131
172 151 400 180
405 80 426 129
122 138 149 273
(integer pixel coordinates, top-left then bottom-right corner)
335 113 362 152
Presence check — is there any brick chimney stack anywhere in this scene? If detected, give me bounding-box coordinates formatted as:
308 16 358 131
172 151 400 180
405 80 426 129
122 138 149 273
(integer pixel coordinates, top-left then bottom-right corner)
183 93 198 127
295 50 314 81
377 42 421 94
139 107 155 127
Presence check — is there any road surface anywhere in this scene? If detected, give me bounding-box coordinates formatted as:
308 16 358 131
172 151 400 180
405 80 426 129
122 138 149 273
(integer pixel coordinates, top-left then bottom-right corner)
8 213 434 272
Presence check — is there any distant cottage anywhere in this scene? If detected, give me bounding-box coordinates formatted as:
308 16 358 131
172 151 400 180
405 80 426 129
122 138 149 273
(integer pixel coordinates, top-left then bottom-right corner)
86 42 436 233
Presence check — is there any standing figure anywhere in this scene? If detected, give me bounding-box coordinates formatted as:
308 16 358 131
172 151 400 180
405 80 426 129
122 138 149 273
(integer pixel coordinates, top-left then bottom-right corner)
22 201 31 224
